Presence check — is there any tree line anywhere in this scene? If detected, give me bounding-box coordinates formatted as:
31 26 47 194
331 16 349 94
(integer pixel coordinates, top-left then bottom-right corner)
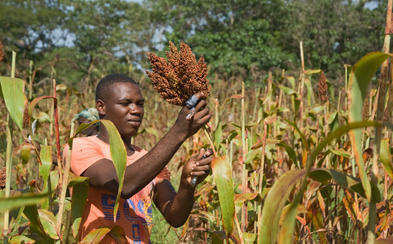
0 0 386 87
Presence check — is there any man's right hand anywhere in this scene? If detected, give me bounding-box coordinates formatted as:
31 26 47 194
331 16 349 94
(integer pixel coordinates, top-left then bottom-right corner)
173 93 211 140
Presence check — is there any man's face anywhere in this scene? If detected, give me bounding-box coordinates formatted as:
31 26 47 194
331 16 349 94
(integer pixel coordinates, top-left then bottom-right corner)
97 82 144 138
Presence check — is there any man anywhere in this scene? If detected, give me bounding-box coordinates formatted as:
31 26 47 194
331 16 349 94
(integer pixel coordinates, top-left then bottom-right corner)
67 74 212 243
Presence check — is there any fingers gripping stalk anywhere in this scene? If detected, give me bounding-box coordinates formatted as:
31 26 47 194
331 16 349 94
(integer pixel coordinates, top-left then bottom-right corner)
185 94 200 186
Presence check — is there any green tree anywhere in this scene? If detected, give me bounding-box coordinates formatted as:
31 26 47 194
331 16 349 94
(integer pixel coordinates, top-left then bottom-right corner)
63 0 155 90
146 0 295 81
282 0 385 76
0 0 66 77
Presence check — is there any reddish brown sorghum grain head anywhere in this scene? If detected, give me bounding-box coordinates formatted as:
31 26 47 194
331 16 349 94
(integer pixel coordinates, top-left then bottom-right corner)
0 41 4 63
146 41 210 106
318 71 328 103
0 167 5 189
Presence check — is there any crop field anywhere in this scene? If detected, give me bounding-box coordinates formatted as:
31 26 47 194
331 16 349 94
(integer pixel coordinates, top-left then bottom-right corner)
2 48 393 243
1 0 393 244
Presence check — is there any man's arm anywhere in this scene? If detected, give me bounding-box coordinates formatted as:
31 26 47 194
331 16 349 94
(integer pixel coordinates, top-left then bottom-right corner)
153 149 212 227
82 98 211 199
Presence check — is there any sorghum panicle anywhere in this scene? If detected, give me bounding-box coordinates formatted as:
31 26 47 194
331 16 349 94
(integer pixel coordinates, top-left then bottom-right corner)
146 41 210 106
0 41 4 63
318 71 328 103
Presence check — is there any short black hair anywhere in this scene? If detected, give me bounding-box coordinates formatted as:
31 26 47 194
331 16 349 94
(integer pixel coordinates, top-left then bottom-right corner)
95 74 138 101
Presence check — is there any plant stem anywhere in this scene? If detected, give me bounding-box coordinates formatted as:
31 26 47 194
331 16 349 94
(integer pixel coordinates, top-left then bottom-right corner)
56 121 75 237
53 79 63 184
28 61 33 100
3 51 16 238
241 81 248 232
3 115 12 238
299 41 305 129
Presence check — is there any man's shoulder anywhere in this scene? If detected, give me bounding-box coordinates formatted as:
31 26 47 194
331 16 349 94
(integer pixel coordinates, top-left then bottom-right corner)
72 136 100 146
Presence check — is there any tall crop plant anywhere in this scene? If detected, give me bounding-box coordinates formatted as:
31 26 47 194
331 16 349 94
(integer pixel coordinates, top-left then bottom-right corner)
2 33 393 244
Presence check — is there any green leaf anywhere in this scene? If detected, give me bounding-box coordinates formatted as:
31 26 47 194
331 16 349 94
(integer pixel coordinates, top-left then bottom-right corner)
284 120 309 151
347 52 392 201
39 145 52 189
212 156 235 235
0 192 48 212
243 232 256 244
68 120 100 147
69 175 89 239
38 209 58 240
258 169 306 244
309 169 365 198
67 119 127 222
329 148 351 158
305 69 321 75
107 225 127 243
277 142 299 168
0 76 27 130
24 205 52 242
213 122 223 150
100 120 127 222
278 120 387 244
79 227 112 244
9 235 35 244
380 138 393 180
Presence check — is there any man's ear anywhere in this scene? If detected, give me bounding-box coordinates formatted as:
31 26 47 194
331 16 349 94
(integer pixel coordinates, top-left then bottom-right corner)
96 99 105 118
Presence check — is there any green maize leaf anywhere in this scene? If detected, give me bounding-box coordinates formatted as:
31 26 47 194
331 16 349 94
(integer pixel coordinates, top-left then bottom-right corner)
49 170 59 192
328 112 340 132
107 225 127 243
100 120 127 222
309 169 366 198
284 120 309 151
243 232 256 244
329 148 351 158
69 175 89 239
39 145 52 190
0 192 48 212
348 52 392 201
244 149 259 166
9 235 35 244
305 69 321 75
380 138 393 180
39 209 58 240
67 119 126 222
277 142 299 168
278 120 387 244
0 76 27 130
24 205 52 242
278 85 297 95
213 122 223 150
68 120 100 147
212 156 235 236
258 169 306 244
79 227 111 244
304 78 314 106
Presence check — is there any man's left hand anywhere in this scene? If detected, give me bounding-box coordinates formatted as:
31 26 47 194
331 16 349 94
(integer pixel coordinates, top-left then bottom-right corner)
181 148 213 187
